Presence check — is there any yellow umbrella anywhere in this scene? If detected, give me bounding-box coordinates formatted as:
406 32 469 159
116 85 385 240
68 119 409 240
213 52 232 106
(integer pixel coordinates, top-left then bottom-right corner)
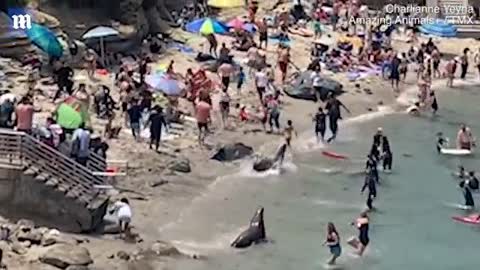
208 0 245 8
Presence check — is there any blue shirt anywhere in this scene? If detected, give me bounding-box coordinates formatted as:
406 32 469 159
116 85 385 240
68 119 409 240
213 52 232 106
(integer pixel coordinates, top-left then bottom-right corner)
72 128 91 158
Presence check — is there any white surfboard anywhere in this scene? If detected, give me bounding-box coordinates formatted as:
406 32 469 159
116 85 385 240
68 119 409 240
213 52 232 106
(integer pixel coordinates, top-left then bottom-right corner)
440 148 472 156
443 202 474 210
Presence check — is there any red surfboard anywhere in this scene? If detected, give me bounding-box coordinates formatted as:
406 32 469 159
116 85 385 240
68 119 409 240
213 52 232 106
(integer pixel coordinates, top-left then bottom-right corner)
452 214 480 225
322 150 348 160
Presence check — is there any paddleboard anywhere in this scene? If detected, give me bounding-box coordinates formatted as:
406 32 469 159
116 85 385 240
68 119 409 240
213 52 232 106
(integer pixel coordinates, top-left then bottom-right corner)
322 151 348 160
452 214 480 225
440 148 472 156
322 264 344 270
443 202 474 210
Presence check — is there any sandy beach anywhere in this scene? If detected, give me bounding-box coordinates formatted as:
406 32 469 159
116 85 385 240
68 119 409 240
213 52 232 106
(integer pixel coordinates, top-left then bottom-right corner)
1 0 480 269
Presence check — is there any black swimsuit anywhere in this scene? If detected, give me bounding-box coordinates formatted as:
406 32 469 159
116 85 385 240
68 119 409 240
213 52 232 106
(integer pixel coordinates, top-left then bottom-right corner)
358 222 370 246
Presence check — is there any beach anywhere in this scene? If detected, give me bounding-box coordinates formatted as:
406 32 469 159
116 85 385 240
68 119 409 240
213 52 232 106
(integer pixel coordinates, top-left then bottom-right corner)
1 1 480 269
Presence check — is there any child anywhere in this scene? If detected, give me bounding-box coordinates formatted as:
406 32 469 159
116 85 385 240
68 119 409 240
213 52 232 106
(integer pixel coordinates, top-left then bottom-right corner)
313 18 322 39
237 67 245 95
436 132 448 153
109 198 132 239
284 120 298 148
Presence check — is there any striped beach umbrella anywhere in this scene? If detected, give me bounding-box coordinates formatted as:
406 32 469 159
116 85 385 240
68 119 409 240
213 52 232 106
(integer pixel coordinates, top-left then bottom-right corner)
185 18 230 35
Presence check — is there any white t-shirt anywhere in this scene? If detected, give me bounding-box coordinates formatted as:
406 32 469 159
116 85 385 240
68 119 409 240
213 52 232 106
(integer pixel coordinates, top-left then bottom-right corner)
310 71 322 87
255 71 268 88
113 201 132 219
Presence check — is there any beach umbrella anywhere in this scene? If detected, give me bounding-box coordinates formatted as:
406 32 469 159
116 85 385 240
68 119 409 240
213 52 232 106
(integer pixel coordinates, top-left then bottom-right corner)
55 96 90 129
25 23 63 58
419 19 457 37
185 18 230 35
208 0 245 8
82 26 120 67
227 18 256 33
145 74 183 96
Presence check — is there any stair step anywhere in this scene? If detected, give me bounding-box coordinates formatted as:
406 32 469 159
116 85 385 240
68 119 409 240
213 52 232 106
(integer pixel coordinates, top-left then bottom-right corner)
34 172 50 182
45 178 59 187
86 193 108 210
57 183 68 193
23 166 40 176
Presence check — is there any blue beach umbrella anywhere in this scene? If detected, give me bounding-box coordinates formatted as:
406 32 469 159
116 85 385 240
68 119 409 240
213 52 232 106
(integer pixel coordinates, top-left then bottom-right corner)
419 19 457 38
185 18 230 35
145 74 183 96
26 23 63 58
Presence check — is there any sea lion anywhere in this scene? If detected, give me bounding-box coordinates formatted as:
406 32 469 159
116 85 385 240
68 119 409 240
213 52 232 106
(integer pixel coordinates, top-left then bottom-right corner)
231 207 266 248
253 144 287 172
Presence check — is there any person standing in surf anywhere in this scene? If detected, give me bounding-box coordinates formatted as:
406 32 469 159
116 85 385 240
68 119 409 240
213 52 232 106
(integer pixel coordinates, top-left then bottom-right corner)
459 179 475 209
323 222 342 265
284 120 298 149
460 48 469 80
361 173 377 210
436 132 448 153
348 212 370 256
365 154 379 183
325 93 350 143
313 107 327 143
456 124 475 150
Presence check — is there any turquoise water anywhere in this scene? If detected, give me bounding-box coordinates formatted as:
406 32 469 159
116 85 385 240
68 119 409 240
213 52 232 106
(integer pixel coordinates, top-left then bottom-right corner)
160 84 480 270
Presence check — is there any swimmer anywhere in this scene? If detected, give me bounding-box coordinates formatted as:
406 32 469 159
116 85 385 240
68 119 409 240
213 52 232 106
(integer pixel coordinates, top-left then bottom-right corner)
322 222 342 265
436 132 448 153
284 120 298 148
361 173 377 210
348 211 370 256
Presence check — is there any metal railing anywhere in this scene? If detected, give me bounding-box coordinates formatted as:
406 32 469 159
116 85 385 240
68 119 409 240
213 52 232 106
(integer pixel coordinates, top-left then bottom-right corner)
0 128 106 203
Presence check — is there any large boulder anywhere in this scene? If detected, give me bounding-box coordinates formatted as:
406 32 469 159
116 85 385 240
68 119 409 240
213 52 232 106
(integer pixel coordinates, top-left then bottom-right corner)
40 244 93 269
211 143 254 162
284 70 344 102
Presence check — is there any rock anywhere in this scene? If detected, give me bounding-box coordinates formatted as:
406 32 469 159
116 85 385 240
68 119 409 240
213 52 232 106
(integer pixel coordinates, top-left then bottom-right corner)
116 251 130 261
40 244 93 269
16 229 43 244
16 219 35 228
20 240 32 248
41 232 77 247
66 266 89 270
0 240 12 253
150 179 169 187
167 158 191 173
11 241 28 255
150 241 181 257
253 157 274 172
211 143 254 162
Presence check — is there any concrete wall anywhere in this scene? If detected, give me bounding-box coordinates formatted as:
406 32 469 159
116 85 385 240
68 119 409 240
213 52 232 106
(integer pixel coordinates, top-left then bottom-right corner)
0 168 97 233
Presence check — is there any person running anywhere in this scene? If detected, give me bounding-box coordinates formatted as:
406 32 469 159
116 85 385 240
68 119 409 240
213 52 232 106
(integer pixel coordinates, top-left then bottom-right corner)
365 154 379 183
127 99 142 141
474 47 480 79
218 61 233 90
390 54 401 91
361 172 377 210
382 136 393 172
146 105 168 151
325 93 350 143
460 48 469 80
456 124 475 150
219 88 231 129
277 45 290 83
323 222 342 265
348 211 370 256
313 107 327 143
284 120 297 148
255 67 268 102
310 65 323 102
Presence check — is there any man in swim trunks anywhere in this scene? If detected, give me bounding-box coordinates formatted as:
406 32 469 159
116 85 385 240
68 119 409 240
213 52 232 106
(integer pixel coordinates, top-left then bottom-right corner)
456 124 475 150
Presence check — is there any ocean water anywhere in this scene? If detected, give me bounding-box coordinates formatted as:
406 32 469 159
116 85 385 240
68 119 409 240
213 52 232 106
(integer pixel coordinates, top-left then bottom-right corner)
159 83 480 270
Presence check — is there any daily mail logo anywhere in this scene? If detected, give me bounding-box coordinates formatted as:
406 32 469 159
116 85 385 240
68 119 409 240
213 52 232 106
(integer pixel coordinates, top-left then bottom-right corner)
7 8 32 30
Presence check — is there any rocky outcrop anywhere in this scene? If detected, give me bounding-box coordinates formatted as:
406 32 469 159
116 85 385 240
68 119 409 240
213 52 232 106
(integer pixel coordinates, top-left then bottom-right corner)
39 244 93 269
167 158 191 173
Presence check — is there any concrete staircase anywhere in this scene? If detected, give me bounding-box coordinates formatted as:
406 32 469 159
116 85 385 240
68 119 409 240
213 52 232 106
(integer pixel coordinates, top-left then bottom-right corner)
0 128 109 233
